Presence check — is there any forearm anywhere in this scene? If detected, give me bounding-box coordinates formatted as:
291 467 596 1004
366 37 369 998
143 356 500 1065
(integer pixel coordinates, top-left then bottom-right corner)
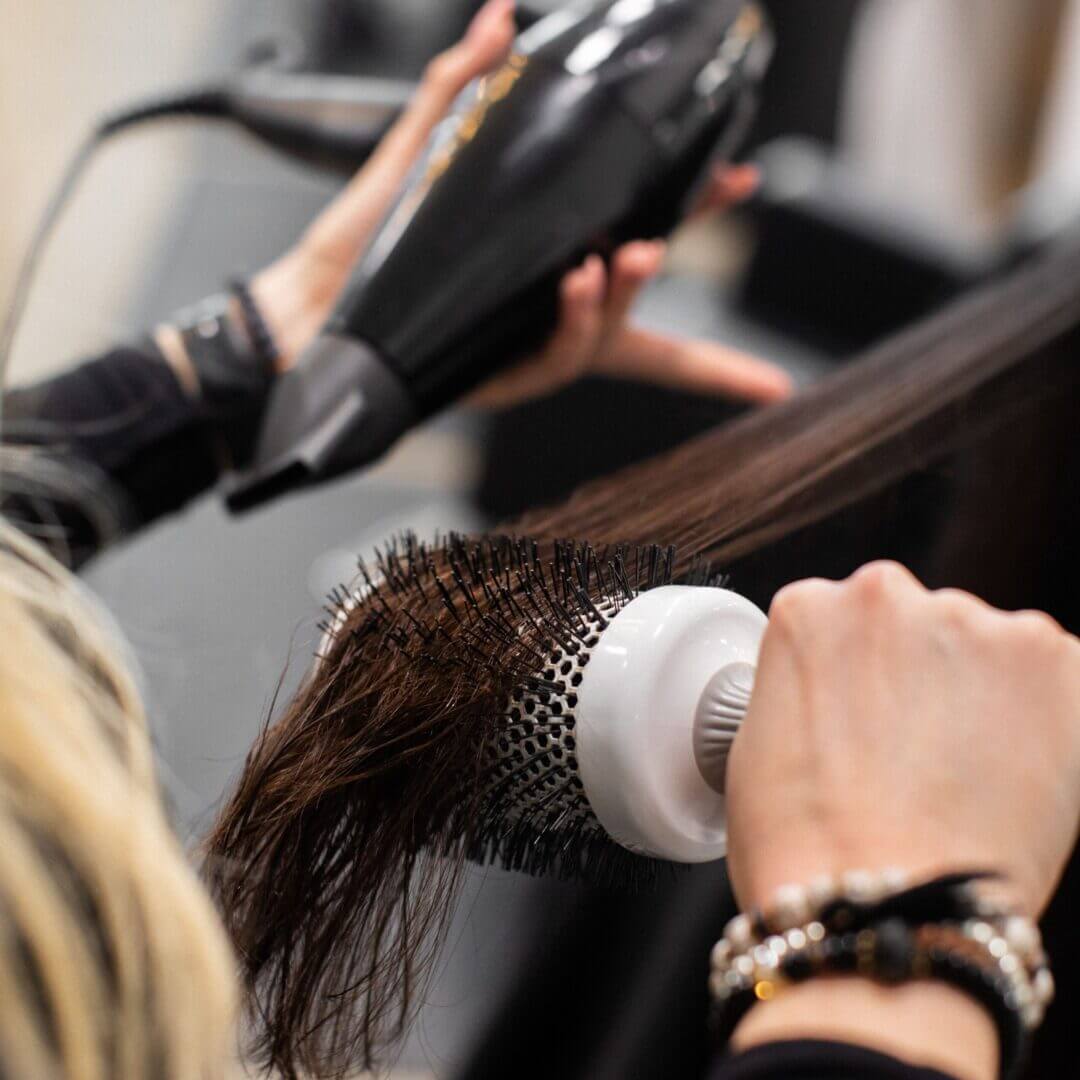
0 241 339 568
727 977 997 1080
712 1039 965 1080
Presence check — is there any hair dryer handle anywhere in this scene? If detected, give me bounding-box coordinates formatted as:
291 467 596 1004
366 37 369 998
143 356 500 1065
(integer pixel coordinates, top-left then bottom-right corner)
575 586 767 864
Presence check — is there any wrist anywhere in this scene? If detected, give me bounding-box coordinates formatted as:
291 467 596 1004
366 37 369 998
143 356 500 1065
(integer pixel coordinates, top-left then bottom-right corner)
153 292 279 470
250 247 340 373
732 976 998 1080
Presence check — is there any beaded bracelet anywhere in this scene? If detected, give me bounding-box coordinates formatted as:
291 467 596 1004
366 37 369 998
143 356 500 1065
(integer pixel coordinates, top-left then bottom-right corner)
168 291 279 467
228 279 281 381
708 870 1053 1080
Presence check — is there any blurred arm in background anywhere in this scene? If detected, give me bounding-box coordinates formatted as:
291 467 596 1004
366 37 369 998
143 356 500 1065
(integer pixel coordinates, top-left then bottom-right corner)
1 0 790 568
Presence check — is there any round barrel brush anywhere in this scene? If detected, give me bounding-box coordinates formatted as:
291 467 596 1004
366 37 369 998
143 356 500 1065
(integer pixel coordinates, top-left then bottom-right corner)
321 533 768 873
209 533 767 1075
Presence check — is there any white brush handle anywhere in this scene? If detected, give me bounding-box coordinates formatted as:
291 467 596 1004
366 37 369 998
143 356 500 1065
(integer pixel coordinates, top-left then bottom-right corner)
575 586 768 864
694 661 757 794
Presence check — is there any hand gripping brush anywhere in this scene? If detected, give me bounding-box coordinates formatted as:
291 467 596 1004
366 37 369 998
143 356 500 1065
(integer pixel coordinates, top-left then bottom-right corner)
211 535 769 1074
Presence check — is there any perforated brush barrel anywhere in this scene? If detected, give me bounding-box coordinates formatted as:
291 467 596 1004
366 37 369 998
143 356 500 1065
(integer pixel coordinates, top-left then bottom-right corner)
317 539 768 880
489 598 618 865
494 586 769 865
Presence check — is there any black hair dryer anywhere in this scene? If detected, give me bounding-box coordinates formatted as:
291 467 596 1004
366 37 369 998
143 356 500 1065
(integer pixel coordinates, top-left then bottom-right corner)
229 0 773 511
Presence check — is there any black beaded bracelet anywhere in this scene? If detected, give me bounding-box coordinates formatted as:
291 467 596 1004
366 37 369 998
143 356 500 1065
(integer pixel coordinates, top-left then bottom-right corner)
228 278 281 380
925 939 1026 1080
709 872 1053 1080
737 870 1001 944
709 923 1030 1080
171 294 277 467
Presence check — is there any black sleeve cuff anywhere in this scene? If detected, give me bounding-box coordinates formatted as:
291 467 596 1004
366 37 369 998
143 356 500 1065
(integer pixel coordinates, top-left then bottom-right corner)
710 1040 961 1080
2 342 220 566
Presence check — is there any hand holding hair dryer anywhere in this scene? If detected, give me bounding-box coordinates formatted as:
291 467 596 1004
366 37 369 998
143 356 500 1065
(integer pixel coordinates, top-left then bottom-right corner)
229 0 773 510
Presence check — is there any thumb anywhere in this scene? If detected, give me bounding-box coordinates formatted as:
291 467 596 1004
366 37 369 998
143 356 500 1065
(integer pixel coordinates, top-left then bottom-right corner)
304 0 517 267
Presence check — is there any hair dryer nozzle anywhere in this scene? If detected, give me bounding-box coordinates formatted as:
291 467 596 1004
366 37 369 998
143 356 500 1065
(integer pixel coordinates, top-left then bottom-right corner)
226 337 415 513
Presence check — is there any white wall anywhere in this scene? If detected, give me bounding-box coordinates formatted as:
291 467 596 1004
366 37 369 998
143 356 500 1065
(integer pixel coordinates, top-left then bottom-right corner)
842 0 1068 235
1034 0 1080 195
0 0 220 383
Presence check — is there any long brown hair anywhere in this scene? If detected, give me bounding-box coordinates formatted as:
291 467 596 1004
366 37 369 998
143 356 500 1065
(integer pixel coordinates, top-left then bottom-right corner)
206 237 1080 1078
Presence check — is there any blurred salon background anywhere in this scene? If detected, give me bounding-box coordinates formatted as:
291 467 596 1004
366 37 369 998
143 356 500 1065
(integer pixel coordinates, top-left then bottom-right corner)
2 1 1079 1076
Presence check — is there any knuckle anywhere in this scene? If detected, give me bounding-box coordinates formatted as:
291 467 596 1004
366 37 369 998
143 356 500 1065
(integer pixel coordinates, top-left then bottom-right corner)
932 589 982 630
769 579 832 634
1010 610 1065 647
767 586 802 634
848 561 911 603
424 52 458 88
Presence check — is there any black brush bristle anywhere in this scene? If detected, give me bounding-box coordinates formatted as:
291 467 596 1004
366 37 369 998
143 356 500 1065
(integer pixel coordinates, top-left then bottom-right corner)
321 533 724 889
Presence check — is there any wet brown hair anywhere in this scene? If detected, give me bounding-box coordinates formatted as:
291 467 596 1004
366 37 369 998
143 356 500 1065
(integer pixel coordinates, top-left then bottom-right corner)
205 238 1080 1078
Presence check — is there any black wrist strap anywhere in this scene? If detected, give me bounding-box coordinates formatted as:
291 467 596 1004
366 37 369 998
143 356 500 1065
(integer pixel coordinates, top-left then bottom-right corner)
174 294 276 468
814 872 1001 935
713 874 1035 1080
228 278 281 379
712 934 1029 1080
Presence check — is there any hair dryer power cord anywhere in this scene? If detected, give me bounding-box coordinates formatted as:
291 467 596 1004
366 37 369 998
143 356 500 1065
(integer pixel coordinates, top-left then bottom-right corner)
0 89 227 401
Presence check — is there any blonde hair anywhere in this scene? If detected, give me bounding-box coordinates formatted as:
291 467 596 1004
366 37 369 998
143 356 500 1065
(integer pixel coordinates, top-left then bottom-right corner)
0 518 237 1079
